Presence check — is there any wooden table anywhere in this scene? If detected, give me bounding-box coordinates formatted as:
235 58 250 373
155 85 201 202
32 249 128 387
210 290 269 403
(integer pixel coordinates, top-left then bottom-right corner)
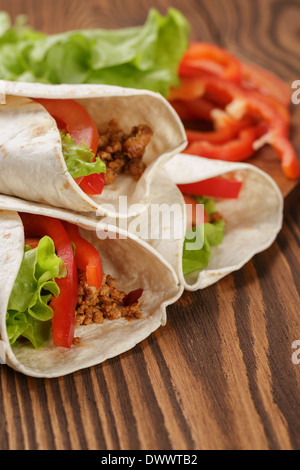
0 0 299 451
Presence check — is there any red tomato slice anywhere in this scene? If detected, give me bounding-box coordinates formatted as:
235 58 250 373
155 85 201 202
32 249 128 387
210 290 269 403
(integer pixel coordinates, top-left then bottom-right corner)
34 98 99 153
33 98 107 194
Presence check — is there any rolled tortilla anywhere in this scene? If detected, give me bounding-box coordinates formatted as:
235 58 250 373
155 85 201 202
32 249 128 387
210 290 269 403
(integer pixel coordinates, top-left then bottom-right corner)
0 196 182 378
0 80 187 218
127 154 283 291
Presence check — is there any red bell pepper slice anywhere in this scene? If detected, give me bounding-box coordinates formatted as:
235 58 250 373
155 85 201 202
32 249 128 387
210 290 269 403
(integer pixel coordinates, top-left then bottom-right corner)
272 136 300 181
63 222 103 290
20 213 78 349
191 74 296 175
185 114 256 145
241 92 299 179
185 122 268 162
171 97 215 121
34 98 106 195
178 177 243 200
179 42 243 84
168 76 206 101
170 69 299 180
186 126 235 145
241 62 291 106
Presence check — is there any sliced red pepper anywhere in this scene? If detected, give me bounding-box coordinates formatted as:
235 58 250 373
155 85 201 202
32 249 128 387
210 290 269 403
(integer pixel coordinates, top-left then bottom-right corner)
241 92 299 179
249 92 291 129
179 42 243 84
20 213 78 349
168 76 205 101
186 114 256 145
185 122 268 162
179 177 243 199
186 127 235 145
33 98 106 195
63 222 103 290
170 69 298 179
272 136 300 181
191 75 295 174
241 62 291 106
171 97 214 121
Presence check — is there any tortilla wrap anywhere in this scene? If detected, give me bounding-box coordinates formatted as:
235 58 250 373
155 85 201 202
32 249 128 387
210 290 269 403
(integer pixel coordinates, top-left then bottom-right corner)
126 154 283 291
0 80 187 218
0 196 182 378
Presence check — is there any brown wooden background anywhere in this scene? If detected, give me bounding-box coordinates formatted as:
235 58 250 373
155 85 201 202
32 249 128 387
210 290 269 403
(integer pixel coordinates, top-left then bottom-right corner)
0 0 299 451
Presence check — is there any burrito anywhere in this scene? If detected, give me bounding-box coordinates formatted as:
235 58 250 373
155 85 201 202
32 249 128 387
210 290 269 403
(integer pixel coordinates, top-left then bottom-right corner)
0 196 182 378
126 154 283 291
0 80 187 218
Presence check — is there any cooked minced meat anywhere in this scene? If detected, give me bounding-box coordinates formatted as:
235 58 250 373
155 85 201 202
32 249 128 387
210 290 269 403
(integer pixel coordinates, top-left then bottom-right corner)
97 119 153 185
75 271 143 327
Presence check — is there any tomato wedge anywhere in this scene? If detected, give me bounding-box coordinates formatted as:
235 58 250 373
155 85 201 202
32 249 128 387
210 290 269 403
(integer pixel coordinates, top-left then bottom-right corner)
20 213 78 349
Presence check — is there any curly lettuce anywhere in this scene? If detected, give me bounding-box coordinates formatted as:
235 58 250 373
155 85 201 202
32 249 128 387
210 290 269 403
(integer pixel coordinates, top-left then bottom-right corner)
0 8 190 96
6 236 67 349
60 132 106 179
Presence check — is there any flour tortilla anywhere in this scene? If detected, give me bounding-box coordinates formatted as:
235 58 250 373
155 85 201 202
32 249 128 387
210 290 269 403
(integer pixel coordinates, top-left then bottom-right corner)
0 195 182 378
0 80 187 218
126 154 283 291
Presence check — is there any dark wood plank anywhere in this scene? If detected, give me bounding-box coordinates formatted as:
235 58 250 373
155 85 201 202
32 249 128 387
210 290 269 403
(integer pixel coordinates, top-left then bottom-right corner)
0 0 299 451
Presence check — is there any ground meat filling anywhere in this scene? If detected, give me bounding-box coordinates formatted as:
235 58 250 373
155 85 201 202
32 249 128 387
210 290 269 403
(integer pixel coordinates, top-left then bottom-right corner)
97 119 153 185
75 271 143 326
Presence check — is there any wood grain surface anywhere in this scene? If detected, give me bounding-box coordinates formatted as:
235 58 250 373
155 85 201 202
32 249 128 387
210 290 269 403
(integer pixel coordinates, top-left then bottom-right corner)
0 0 299 451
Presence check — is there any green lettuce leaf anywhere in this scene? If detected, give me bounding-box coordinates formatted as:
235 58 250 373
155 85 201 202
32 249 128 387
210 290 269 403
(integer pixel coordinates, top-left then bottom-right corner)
182 196 225 277
0 8 190 96
195 196 217 216
60 132 106 179
6 236 67 349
